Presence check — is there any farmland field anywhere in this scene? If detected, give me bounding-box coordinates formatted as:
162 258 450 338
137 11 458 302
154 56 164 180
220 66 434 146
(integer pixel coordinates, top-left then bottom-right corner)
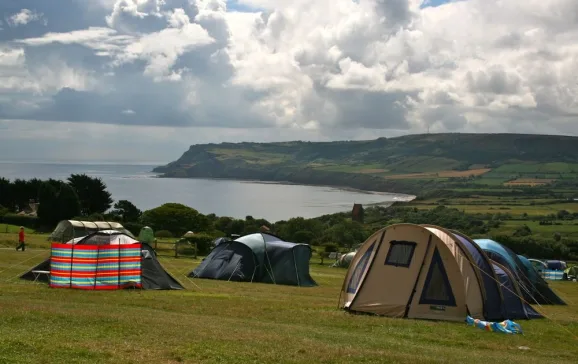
0 245 577 364
409 197 578 216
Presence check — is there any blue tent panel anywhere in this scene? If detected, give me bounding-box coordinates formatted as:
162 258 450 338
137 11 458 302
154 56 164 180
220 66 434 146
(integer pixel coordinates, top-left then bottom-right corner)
492 262 542 320
453 232 504 321
475 238 566 305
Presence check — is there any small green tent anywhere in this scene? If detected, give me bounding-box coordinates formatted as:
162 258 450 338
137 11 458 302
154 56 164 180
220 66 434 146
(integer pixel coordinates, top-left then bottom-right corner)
138 226 155 245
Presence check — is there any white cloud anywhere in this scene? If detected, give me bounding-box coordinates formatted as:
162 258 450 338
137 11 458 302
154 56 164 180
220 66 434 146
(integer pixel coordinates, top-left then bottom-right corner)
7 9 45 27
0 0 577 162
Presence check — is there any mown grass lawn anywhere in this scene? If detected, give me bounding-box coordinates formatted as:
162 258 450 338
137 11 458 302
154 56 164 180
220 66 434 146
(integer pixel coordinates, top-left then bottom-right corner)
1 246 577 364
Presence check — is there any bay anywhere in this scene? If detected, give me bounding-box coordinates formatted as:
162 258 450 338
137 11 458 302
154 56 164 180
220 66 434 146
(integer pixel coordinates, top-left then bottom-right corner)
0 162 414 222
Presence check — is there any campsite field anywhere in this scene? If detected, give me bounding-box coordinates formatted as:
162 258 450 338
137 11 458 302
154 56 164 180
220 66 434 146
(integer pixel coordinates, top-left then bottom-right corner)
0 248 577 363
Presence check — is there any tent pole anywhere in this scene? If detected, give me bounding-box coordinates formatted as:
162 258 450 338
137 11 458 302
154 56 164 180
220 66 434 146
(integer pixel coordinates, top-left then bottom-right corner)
404 234 433 318
117 240 121 290
263 239 276 284
94 244 100 290
228 261 241 282
69 242 75 289
293 249 300 287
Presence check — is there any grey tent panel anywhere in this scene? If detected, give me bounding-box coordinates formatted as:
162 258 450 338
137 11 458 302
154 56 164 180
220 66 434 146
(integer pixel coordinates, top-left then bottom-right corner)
49 220 135 242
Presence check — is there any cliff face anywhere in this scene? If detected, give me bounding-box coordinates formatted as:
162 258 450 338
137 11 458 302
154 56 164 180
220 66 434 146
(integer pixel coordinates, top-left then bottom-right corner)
153 133 578 194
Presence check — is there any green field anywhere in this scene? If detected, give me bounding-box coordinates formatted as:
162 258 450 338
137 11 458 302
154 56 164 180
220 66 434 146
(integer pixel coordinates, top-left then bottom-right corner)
409 197 578 216
496 221 578 238
1 244 577 364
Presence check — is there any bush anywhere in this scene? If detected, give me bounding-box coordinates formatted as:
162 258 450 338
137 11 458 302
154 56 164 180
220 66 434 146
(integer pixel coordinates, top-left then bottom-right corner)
1 214 39 229
155 230 173 238
184 233 216 255
323 243 338 253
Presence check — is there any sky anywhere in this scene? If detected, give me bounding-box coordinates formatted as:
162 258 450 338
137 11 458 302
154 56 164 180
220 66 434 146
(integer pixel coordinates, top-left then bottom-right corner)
0 0 577 163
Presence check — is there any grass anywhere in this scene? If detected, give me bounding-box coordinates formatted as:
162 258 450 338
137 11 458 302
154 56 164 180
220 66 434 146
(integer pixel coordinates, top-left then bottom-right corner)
1 246 578 364
311 164 387 173
494 221 578 239
504 179 556 187
382 169 491 180
0 224 36 234
409 197 578 216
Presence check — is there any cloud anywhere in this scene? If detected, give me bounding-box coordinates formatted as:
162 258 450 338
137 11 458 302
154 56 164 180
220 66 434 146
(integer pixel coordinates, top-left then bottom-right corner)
7 9 45 27
0 0 577 162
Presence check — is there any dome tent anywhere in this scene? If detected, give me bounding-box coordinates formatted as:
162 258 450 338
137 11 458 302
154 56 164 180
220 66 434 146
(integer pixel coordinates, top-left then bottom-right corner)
474 239 566 305
339 223 544 322
138 226 155 245
21 231 183 290
332 251 357 268
340 223 469 321
189 232 317 287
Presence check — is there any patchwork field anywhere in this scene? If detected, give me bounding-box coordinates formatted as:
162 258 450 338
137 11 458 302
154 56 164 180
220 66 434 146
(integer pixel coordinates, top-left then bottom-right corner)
0 248 577 364
504 179 556 187
383 168 491 180
409 197 578 217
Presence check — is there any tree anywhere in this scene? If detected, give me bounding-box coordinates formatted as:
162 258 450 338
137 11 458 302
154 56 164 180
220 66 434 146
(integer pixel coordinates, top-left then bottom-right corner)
36 182 59 225
140 203 210 236
67 174 113 215
0 178 12 210
55 183 81 222
36 182 81 226
325 219 368 250
275 217 324 242
111 200 142 222
513 224 532 237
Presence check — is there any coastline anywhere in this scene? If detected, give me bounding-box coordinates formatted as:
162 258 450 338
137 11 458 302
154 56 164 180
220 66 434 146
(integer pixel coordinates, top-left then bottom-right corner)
153 173 417 203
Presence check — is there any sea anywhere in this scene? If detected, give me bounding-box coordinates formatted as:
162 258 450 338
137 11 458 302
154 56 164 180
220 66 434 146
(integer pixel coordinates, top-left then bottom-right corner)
0 162 415 222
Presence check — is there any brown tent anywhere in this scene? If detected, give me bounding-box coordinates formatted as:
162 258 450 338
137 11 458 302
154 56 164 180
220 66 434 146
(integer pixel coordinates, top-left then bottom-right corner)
339 223 468 321
420 225 486 319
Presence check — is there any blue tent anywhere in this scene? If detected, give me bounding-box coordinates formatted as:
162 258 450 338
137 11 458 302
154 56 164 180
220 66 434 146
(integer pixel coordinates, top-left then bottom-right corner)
474 239 566 305
451 231 505 321
492 261 542 319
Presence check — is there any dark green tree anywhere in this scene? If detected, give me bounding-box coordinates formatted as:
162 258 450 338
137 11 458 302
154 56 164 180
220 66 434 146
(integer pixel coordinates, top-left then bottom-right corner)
140 203 210 236
0 178 12 210
325 219 368 250
67 174 113 215
36 182 59 225
55 183 81 222
111 200 142 222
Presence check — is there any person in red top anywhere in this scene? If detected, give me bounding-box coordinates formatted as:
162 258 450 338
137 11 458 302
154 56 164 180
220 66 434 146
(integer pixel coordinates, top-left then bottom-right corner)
16 226 26 251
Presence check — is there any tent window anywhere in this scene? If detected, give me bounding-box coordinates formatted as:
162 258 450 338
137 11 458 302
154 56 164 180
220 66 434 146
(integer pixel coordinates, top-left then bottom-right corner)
419 247 457 306
384 241 416 268
346 242 376 294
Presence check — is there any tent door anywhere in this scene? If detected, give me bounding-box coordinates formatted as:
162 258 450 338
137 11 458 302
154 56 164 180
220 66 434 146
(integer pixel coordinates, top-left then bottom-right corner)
418 247 457 307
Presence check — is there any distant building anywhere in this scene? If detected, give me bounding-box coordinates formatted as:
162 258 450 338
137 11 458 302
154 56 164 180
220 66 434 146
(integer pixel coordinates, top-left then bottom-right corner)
352 203 364 223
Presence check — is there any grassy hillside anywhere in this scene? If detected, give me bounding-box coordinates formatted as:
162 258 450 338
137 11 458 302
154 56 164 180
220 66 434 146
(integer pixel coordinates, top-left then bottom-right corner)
1 245 577 363
154 133 578 195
